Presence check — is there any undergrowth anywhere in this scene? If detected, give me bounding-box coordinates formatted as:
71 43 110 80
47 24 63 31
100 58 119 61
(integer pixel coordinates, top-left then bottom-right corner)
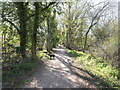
3 50 49 87
37 50 50 60
68 50 120 88
3 60 35 82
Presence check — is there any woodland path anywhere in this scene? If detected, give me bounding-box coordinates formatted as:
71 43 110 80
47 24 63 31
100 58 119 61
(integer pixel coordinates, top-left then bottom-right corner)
23 46 98 88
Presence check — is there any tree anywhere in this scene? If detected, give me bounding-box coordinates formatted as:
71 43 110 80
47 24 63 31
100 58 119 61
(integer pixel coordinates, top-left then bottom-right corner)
31 2 56 60
83 3 108 52
31 2 40 61
60 1 87 50
66 2 72 49
46 8 58 52
15 2 28 60
2 2 28 60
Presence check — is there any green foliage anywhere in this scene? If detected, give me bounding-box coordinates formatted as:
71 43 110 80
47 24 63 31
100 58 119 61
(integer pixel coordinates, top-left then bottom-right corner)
2 60 36 88
3 60 35 81
68 49 120 88
37 50 50 59
88 21 118 67
1 2 119 88
19 61 35 71
49 12 60 47
68 50 86 57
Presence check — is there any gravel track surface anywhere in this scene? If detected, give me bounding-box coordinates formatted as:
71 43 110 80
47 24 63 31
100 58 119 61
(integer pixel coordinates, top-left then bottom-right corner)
23 47 98 88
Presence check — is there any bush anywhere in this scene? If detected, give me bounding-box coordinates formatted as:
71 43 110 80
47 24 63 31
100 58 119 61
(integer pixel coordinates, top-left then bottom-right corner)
37 50 50 59
68 50 86 57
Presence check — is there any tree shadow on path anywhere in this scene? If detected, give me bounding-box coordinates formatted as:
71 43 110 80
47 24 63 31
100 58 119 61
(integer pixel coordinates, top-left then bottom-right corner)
55 49 113 88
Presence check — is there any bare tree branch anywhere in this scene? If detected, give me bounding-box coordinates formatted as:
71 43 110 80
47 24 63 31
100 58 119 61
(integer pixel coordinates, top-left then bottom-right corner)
27 2 56 21
2 17 20 34
83 3 109 52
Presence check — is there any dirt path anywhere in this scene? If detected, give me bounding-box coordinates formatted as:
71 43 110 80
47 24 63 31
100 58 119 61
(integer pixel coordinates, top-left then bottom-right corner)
23 47 98 88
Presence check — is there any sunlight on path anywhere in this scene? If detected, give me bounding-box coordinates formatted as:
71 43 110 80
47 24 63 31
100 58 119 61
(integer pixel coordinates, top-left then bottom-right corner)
23 48 96 88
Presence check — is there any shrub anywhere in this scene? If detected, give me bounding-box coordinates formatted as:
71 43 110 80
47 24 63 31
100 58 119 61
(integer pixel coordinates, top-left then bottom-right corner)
37 50 50 59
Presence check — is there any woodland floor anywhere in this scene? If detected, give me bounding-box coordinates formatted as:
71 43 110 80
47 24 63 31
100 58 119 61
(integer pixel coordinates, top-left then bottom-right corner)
22 47 101 88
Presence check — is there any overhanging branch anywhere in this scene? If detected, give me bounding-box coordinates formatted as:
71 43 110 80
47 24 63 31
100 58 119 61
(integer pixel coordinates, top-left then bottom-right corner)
2 17 20 34
27 2 56 20
42 2 56 11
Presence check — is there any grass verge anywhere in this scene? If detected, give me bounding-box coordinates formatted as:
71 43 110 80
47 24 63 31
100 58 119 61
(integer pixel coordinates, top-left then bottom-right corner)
37 50 50 60
68 50 120 89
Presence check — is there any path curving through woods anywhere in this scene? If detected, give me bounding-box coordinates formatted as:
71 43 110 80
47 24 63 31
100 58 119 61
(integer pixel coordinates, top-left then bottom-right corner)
23 46 98 88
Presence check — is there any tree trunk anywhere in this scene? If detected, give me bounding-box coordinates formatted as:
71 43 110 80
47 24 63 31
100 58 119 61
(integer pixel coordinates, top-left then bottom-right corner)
66 26 72 49
31 2 39 61
46 15 52 52
16 3 27 60
66 2 72 50
83 25 93 52
83 34 88 53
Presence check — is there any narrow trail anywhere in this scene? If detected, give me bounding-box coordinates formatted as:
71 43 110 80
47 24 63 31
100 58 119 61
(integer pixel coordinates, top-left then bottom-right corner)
23 47 98 88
